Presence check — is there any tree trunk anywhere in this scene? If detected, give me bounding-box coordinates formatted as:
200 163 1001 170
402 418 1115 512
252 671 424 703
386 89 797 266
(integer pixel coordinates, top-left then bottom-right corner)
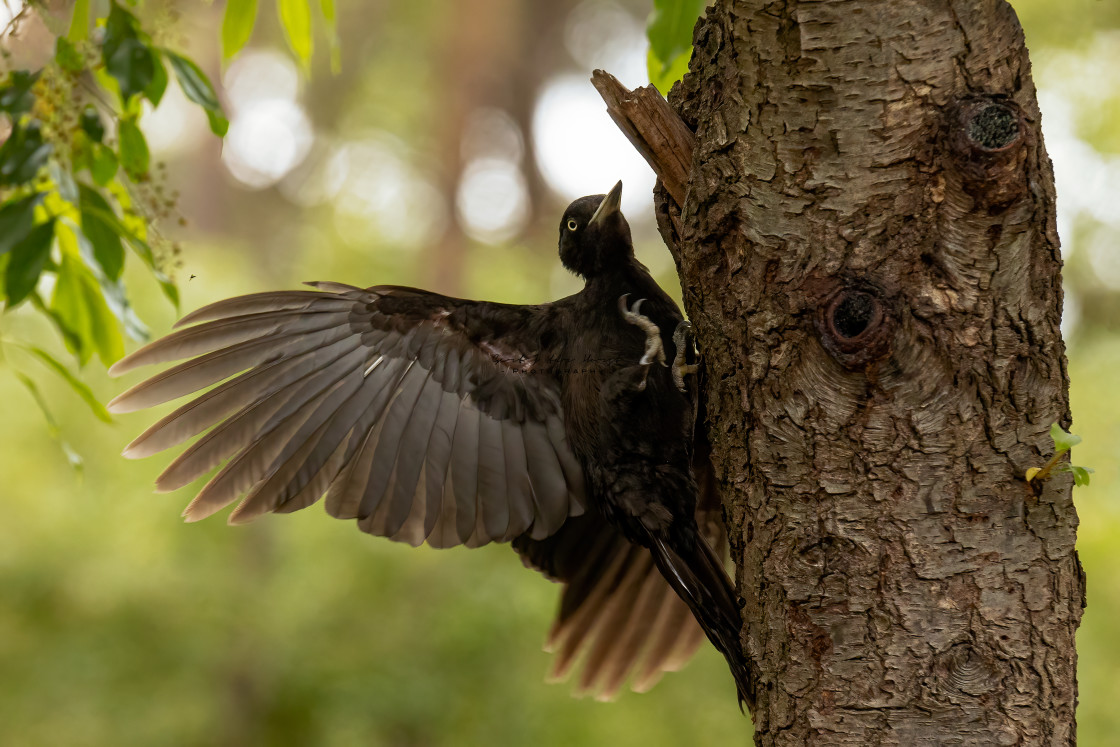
657 0 1083 743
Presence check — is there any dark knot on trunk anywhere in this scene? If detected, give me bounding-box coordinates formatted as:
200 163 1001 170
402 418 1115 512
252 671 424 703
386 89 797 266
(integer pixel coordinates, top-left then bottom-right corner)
949 96 1030 208
814 282 895 369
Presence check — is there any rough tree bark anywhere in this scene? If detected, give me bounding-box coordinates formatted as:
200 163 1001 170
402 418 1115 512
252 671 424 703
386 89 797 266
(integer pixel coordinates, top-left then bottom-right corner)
602 0 1082 743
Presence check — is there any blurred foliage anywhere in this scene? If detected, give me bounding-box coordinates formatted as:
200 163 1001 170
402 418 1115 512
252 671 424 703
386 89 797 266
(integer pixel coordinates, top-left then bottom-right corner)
646 0 705 94
223 0 340 71
0 0 1117 745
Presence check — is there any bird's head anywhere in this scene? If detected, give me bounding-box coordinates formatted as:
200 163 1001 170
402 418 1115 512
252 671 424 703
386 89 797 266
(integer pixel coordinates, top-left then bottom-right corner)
558 181 633 278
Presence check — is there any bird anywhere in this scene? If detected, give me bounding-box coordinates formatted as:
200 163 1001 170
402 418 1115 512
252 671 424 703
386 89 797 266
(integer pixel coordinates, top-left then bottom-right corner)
107 181 753 708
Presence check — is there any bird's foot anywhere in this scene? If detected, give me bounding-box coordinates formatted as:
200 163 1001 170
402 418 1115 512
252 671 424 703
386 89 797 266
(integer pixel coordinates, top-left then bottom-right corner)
672 321 699 393
618 295 666 390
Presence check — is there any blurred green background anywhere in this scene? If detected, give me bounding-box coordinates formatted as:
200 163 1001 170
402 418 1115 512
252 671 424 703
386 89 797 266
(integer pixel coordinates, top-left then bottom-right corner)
1 0 1117 744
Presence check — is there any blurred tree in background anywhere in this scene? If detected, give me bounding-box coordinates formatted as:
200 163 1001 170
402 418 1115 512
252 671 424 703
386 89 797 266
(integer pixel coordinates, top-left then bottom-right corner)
0 0 1116 744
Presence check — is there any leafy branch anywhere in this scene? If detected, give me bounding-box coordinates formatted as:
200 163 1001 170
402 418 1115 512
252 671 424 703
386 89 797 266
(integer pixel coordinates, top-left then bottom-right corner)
0 0 229 458
1 0 340 461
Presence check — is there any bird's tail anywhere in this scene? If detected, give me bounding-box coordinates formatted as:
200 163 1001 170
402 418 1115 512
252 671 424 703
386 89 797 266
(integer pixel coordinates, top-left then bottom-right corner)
648 534 754 711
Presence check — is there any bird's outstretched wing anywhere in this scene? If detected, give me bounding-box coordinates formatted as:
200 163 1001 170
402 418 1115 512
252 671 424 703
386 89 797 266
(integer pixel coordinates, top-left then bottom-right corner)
512 475 728 700
109 282 585 548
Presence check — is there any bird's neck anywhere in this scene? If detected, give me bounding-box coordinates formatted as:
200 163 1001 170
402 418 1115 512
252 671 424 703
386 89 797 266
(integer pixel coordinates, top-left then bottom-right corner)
582 260 657 301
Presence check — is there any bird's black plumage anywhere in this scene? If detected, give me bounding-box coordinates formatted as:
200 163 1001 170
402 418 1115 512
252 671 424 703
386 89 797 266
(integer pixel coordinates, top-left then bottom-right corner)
109 181 752 707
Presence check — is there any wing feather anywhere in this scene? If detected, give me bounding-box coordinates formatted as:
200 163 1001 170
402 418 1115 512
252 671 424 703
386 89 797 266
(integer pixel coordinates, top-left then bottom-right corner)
110 306 354 375
501 418 533 539
128 334 360 460
521 421 569 540
108 323 353 413
182 374 342 522
354 360 422 533
515 504 724 699
157 343 365 494
384 373 446 545
449 402 481 546
172 289 343 327
475 413 509 543
111 285 586 549
230 354 391 523
422 389 462 548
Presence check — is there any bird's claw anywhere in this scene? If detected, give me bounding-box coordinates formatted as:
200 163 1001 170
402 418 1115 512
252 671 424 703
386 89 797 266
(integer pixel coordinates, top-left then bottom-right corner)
672 321 699 393
618 295 667 382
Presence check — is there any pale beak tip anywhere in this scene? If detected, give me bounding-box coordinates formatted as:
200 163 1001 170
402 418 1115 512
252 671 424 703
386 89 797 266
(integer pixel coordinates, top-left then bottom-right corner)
590 181 624 226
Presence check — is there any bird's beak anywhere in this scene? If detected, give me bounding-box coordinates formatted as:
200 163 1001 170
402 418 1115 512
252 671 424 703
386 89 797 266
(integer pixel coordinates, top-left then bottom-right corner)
589 181 623 228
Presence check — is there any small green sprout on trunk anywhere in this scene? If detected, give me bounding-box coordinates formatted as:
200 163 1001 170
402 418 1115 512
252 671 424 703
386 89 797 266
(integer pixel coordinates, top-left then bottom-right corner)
1026 423 1093 487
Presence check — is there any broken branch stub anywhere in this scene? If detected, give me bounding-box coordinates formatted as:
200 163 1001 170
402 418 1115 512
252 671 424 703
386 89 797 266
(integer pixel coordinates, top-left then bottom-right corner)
590 69 696 208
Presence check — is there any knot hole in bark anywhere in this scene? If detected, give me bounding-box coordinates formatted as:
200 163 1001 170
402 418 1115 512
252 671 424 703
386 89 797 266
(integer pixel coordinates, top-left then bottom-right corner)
950 96 1030 207
968 103 1019 150
929 641 1006 700
815 284 894 369
833 293 876 338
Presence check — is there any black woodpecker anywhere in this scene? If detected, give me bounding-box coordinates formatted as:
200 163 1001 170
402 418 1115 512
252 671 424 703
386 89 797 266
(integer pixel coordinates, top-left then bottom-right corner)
109 181 753 708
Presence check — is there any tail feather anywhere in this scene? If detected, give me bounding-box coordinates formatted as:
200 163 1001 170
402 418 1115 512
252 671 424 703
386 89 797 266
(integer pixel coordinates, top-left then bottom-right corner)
649 534 754 711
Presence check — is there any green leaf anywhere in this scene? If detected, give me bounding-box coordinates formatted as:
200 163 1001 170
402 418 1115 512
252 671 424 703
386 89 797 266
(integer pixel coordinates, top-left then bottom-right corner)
50 161 80 204
52 250 95 365
0 70 40 115
53 236 126 366
13 370 57 432
206 109 230 137
1050 422 1081 453
0 193 44 256
4 220 54 305
22 343 114 423
102 279 149 343
67 0 91 42
13 370 84 472
102 3 155 103
647 48 690 95
102 3 139 58
90 145 119 185
77 200 133 243
81 210 125 281
118 119 150 179
166 52 228 135
647 0 706 74
77 184 114 217
30 292 81 360
55 37 85 73
78 185 125 280
278 0 313 69
77 197 179 310
105 39 156 103
167 51 221 110
65 216 148 343
1070 465 1094 487
0 121 53 186
222 0 259 60
80 105 106 142
145 52 169 108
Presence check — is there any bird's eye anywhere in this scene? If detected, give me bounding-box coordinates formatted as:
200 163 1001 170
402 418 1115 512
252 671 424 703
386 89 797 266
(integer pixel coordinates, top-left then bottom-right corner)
566 219 578 231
